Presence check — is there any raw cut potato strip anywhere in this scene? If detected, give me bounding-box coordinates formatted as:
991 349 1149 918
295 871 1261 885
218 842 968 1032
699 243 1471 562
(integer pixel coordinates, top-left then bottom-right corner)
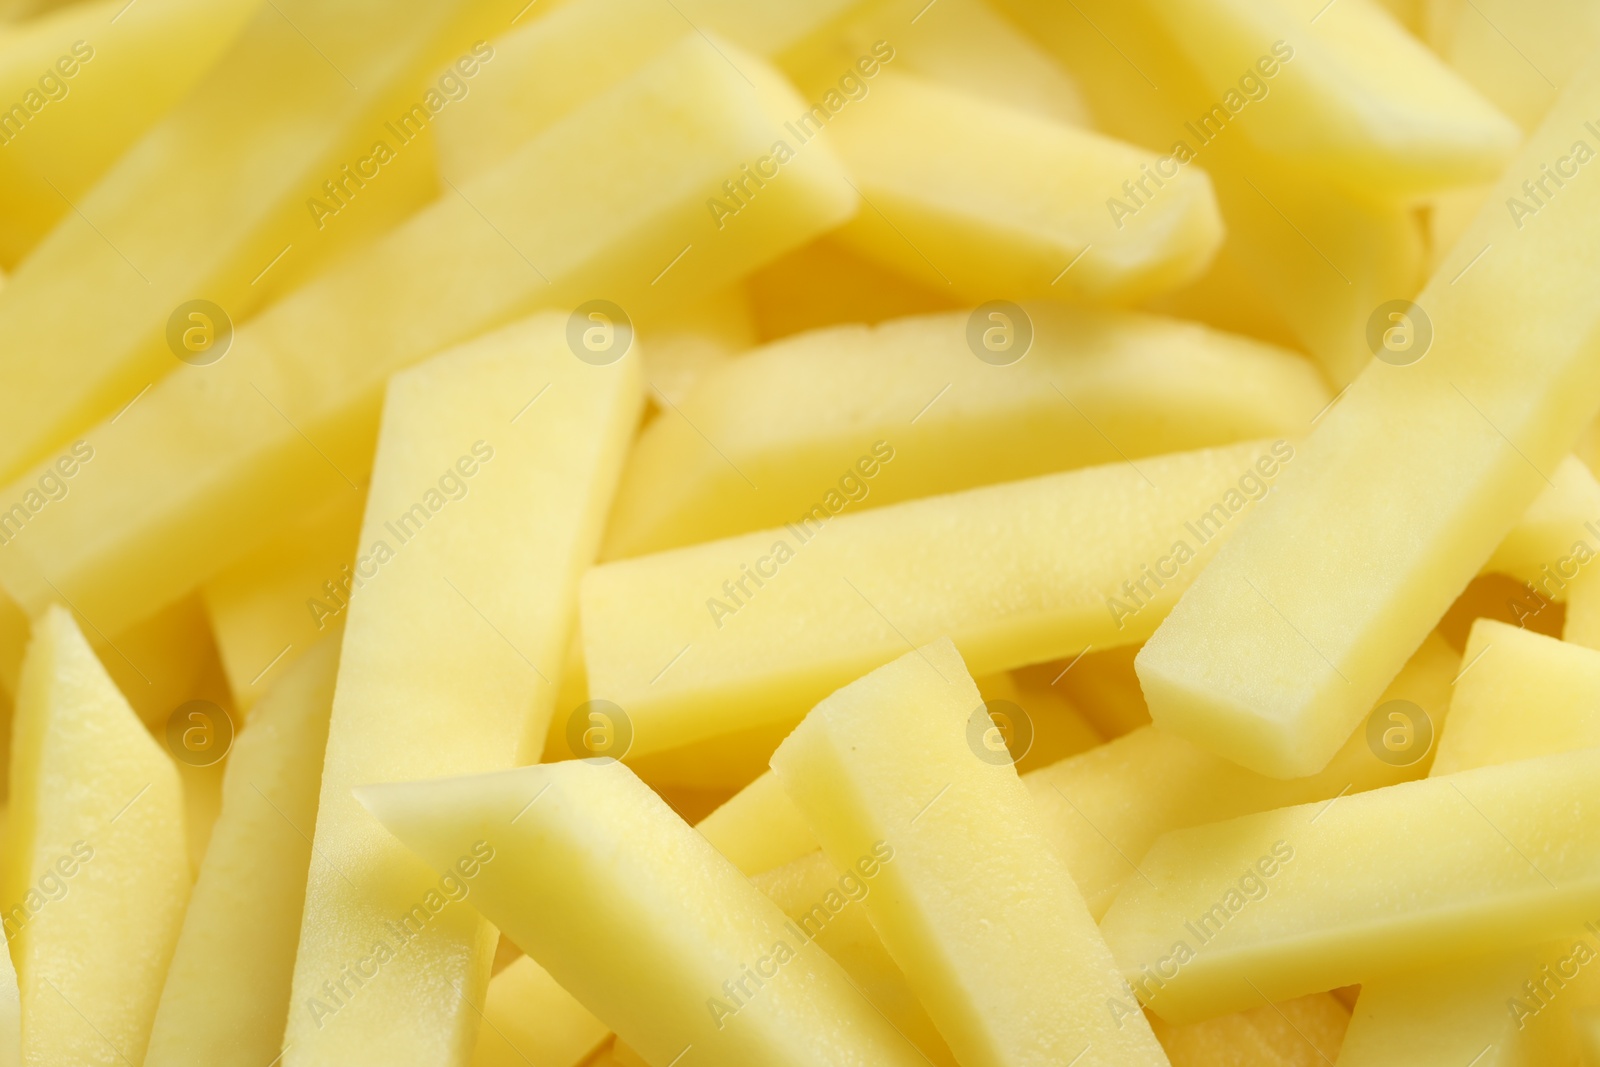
1336 943 1597 1067
697 770 818 877
1150 992 1349 1066
991 0 1430 387
1028 631 1457 918
0 951 13 1067
358 761 931 1067
770 639 1169 1066
1431 0 1600 131
201 490 365 710
1482 453 1600 596
436 0 867 181
635 285 757 409
603 306 1327 558
145 633 339 1067
468 956 609 1067
282 316 639 1066
824 71 1222 304
752 850 959 1066
1099 744 1600 1022
0 34 853 637
6 606 188 1067
1138 63 1600 779
780 0 1089 127
1571 566 1600 650
1434 620 1600 775
585 439 1293 759
1011 0 1516 197
0 0 503 486
0 0 258 267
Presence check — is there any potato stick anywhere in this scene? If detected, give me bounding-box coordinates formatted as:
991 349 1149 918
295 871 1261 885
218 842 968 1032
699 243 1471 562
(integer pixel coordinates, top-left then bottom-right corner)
602 306 1326 559
0 0 515 487
437 0 866 181
696 771 818 878
0 34 854 637
1148 992 1349 1066
281 314 639 1066
201 490 365 710
1099 745 1600 1022
1028 631 1457 918
144 634 339 1067
1138 62 1600 778
825 71 1222 304
586 440 1294 759
6 606 188 1067
1431 0 1600 131
468 956 610 1067
770 639 1169 1067
358 761 931 1067
752 850 959 1066
781 0 1088 127
0 0 258 266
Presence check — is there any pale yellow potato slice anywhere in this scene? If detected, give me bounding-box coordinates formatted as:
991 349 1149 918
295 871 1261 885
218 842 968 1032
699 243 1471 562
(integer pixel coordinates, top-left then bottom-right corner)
1150 992 1349 1066
782 0 1088 126
770 639 1168 1066
752 850 958 1066
0 0 498 487
358 761 931 1067
602 306 1327 558
144 633 339 1067
1029 631 1457 918
1430 0 1600 131
0 948 14 1067
1005 0 1517 197
1137 63 1600 778
1098 744 1600 1022
0 0 258 266
6 606 188 1066
635 284 757 409
825 70 1222 304
282 314 639 1066
0 33 854 637
586 439 1294 759
696 771 817 878
201 490 365 710
1336 944 1593 1067
469 956 609 1067
993 0 1432 386
1570 566 1600 650
437 0 866 181
1434 620 1600 775
1482 454 1600 595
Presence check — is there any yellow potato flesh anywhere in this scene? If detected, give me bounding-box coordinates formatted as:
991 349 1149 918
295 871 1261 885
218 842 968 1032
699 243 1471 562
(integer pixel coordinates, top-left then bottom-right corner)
0 34 854 638
201 490 365 710
1149 992 1350 1066
586 440 1294 759
7 606 188 1067
1434 620 1600 775
0 0 505 487
1028 631 1458 918
603 306 1327 558
826 71 1222 304
1571 566 1600 650
357 761 931 1067
0 0 258 267
696 771 817 878
1138 63 1600 778
1432 0 1600 132
751 850 957 1066
770 639 1168 1066
282 315 639 1066
144 633 339 1067
468 955 609 1067
1099 745 1600 1022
